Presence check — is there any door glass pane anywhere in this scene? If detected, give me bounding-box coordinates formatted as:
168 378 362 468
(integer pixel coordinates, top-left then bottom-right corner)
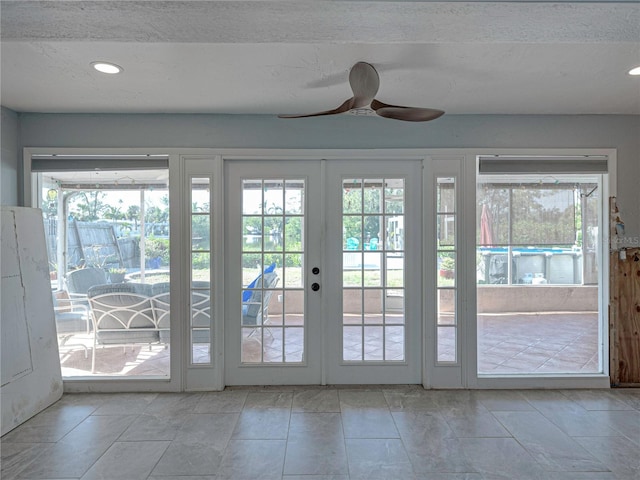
437 251 456 288
437 214 455 246
190 178 212 364
364 326 384 360
363 215 382 250
283 290 304 325
385 183 404 214
343 326 363 361
284 254 303 288
285 216 302 250
241 328 260 362
192 187 210 213
241 178 303 364
363 179 383 213
263 328 284 363
342 177 405 363
264 179 284 215
363 253 382 286
437 290 456 325
285 180 304 214
343 289 362 324
437 179 455 213
343 179 362 213
363 289 383 324
385 216 403 251
436 177 457 364
344 217 362 250
284 328 304 362
437 327 456 362
385 326 405 361
191 289 211 364
192 215 210 250
192 253 210 284
386 254 404 288
264 217 283 252
343 260 362 287
242 180 262 214
243 217 262 251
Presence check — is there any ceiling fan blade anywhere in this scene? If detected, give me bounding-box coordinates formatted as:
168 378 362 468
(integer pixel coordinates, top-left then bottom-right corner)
349 62 379 107
371 99 445 122
278 98 354 119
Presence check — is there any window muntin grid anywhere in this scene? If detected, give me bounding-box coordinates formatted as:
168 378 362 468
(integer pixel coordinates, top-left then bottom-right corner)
342 178 406 363
436 177 457 364
190 177 212 365
240 179 305 364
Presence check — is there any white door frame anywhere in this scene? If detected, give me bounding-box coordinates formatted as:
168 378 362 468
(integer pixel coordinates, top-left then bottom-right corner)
181 155 225 391
223 159 324 385
223 157 423 385
324 158 423 385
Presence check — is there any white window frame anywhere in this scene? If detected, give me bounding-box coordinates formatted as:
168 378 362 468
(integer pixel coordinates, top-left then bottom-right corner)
24 148 185 392
464 149 614 389
181 155 224 391
23 147 615 391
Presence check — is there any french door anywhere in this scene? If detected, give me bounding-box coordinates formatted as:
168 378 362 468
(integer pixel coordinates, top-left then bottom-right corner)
224 159 422 385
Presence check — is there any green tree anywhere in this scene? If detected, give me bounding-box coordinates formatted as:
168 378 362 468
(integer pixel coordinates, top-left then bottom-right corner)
69 191 108 221
145 205 168 224
103 202 126 220
342 186 386 247
191 215 210 250
477 184 578 246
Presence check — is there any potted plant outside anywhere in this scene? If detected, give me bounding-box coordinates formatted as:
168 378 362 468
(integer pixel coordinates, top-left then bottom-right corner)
439 257 455 279
108 267 127 283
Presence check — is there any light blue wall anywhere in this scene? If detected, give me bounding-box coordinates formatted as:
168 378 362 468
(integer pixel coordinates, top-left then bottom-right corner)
1 107 19 206
15 113 640 236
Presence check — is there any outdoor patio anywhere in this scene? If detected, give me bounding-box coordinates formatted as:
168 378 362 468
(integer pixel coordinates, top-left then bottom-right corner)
478 312 598 373
57 311 599 377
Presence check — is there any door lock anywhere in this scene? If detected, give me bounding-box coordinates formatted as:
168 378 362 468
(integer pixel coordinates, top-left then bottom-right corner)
311 282 320 291
312 267 320 275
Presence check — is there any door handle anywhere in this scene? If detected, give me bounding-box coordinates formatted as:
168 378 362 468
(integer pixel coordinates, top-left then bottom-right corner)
311 283 320 291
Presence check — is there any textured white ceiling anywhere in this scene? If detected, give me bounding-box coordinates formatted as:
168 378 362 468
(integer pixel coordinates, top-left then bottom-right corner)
2 1 639 115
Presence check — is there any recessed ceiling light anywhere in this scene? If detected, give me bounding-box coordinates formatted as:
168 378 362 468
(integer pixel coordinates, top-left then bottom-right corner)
629 65 640 76
91 61 123 74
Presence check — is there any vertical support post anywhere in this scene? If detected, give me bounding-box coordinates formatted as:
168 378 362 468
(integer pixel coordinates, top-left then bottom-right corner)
581 187 587 285
507 187 513 285
56 187 65 285
140 190 146 282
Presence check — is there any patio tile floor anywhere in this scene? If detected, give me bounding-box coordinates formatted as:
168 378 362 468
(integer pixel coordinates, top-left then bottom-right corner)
57 312 600 377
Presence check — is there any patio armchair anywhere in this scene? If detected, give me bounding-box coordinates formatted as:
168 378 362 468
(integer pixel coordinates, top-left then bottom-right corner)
52 290 91 357
65 267 109 300
150 281 211 344
86 283 157 373
346 237 360 250
242 271 279 326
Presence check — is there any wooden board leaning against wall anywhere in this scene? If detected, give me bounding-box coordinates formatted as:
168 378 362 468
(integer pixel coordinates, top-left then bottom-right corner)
610 247 640 386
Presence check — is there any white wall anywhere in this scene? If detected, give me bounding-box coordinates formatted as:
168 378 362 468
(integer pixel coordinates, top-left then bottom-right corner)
14 113 640 236
1 107 19 206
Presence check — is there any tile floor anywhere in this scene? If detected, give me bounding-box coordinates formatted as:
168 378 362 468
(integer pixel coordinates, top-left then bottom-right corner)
2 386 639 479
59 312 599 377
477 312 599 374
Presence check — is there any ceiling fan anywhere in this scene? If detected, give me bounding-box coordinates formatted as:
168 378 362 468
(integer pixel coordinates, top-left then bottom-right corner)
278 62 445 122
